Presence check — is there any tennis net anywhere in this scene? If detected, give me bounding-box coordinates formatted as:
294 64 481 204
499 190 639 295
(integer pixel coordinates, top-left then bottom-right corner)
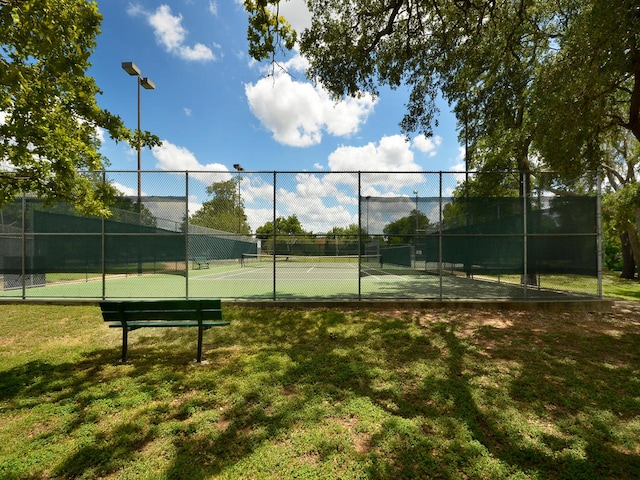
241 253 382 268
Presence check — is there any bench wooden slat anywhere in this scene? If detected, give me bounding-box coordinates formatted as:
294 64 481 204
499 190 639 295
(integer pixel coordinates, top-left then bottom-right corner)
102 311 222 321
100 299 227 363
108 321 230 328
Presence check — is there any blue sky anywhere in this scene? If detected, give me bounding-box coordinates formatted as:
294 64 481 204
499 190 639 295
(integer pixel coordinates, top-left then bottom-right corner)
89 0 465 232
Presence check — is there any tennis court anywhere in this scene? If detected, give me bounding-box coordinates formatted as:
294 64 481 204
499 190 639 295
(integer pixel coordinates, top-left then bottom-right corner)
0 252 598 301
0 170 602 303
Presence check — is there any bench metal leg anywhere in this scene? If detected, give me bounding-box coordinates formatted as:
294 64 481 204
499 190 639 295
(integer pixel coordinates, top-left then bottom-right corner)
196 325 204 363
122 328 128 362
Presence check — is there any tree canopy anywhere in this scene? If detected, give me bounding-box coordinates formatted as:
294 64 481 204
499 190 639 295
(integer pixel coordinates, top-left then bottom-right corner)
255 214 314 253
189 179 251 234
255 214 311 238
245 1 639 168
383 209 429 245
0 0 159 216
245 0 640 278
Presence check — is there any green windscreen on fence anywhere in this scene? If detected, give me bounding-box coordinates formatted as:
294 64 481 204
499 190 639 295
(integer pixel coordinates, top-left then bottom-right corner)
0 181 599 300
364 195 598 276
1 202 257 275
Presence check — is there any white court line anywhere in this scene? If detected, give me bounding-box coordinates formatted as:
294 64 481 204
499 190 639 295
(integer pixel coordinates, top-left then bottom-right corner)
192 269 256 281
362 268 412 282
193 269 357 281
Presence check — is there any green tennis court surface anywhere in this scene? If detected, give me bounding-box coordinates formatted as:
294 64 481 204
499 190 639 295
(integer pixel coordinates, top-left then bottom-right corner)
0 256 598 300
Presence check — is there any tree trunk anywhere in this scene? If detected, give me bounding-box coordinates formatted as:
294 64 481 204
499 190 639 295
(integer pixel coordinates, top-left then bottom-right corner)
625 224 640 280
620 232 635 279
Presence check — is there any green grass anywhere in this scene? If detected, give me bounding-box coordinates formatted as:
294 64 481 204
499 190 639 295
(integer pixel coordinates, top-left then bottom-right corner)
474 271 640 301
1 304 639 479
602 272 640 301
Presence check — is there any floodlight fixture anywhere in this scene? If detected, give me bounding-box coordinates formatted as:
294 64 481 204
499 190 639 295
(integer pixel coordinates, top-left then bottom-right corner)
140 77 155 90
121 61 141 76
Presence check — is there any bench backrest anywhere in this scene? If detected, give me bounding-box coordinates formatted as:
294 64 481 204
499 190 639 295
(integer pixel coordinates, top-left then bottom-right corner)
100 299 222 322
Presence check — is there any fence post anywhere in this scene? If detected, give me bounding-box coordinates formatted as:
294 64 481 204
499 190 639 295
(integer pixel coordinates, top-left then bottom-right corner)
273 171 277 301
439 172 443 301
597 168 603 298
21 191 26 299
102 171 106 300
185 171 190 299
358 171 362 300
522 172 528 300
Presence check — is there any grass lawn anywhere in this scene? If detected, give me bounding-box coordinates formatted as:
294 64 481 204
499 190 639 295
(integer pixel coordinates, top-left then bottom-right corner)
1 303 639 479
603 273 640 301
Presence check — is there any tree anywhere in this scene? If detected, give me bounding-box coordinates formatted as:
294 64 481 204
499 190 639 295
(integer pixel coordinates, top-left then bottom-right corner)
244 1 638 170
533 1 640 278
325 224 366 240
110 194 157 228
0 0 159 216
189 179 251 234
244 0 296 64
601 132 640 279
383 210 429 245
324 224 367 256
244 0 640 280
255 214 309 238
255 214 313 253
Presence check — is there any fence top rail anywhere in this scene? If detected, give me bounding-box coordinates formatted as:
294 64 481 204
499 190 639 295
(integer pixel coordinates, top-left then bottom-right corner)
86 169 597 176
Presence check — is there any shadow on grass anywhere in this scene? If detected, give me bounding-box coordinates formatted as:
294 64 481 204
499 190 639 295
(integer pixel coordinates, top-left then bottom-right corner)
167 309 640 479
1 307 639 479
434 320 640 479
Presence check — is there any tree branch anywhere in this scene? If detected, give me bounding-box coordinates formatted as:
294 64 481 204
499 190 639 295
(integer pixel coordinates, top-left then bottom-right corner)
361 0 404 55
627 53 640 141
601 162 625 190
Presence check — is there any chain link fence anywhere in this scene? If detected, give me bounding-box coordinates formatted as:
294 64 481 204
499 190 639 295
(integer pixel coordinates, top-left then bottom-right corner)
0 170 602 301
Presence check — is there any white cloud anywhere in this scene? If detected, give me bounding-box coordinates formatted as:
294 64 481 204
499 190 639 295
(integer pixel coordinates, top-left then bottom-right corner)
209 1 218 16
328 135 421 172
178 42 217 61
151 140 231 185
239 0 310 36
276 0 312 33
245 66 376 147
275 186 355 233
325 135 427 192
280 51 309 74
126 3 145 17
148 5 185 51
413 134 442 157
129 4 216 62
94 126 105 144
447 154 467 193
111 182 137 197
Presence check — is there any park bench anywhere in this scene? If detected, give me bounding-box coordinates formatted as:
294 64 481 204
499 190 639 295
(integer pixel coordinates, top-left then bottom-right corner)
100 299 229 363
192 257 210 269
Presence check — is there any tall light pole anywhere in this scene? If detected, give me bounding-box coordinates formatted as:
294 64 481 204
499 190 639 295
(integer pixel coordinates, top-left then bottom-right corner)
413 190 420 268
365 195 371 237
122 62 155 219
413 190 419 235
233 164 244 233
